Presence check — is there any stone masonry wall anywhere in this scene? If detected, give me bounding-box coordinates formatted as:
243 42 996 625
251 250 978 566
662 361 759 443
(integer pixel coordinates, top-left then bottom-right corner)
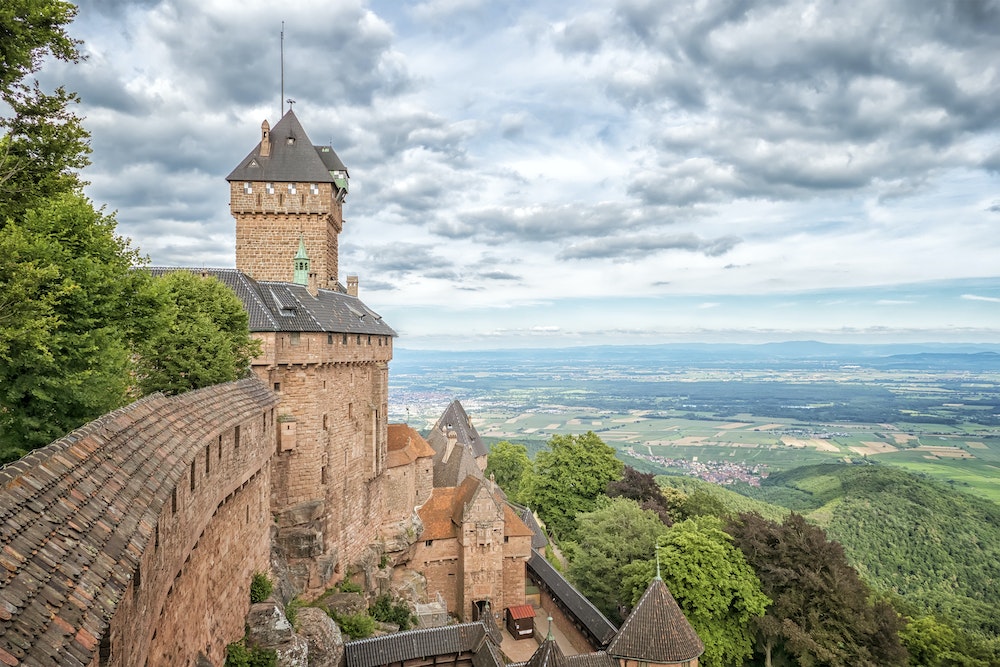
0 379 278 667
413 539 461 615
254 332 391 596
231 182 343 288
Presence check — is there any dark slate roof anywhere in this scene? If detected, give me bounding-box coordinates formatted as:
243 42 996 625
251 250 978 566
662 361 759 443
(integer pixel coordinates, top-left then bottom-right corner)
524 637 565 667
430 437 483 489
344 622 502 667
429 400 487 459
564 652 616 667
480 604 503 647
226 110 346 184
0 379 278 667
147 268 396 336
508 501 548 550
526 552 618 647
606 578 704 663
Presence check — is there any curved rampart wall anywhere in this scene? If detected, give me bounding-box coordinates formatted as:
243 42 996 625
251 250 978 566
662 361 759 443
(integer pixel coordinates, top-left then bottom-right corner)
0 379 279 667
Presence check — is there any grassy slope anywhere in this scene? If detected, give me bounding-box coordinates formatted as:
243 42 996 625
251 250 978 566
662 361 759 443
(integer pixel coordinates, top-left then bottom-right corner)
746 463 1000 635
655 474 789 523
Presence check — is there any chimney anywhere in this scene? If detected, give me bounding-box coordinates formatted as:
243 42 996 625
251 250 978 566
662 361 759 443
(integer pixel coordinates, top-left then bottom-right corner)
443 430 457 463
260 120 271 157
347 275 359 297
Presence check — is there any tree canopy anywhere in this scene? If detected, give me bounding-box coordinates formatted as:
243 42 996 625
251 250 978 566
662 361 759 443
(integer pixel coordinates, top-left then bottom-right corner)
0 4 260 461
529 431 624 539
623 516 769 667
0 193 142 455
569 497 668 622
484 440 533 504
726 512 907 667
133 271 259 396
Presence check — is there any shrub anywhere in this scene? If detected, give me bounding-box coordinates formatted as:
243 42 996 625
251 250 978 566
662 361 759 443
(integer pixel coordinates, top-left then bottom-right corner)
284 597 303 630
250 572 273 604
370 594 416 630
225 641 277 667
337 579 362 594
332 611 374 639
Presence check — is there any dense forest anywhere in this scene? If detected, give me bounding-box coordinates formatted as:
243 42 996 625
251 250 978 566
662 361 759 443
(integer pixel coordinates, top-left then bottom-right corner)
488 436 1000 666
742 464 1000 638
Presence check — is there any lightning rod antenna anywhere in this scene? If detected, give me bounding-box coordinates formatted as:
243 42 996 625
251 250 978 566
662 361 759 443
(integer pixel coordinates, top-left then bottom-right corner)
280 21 285 116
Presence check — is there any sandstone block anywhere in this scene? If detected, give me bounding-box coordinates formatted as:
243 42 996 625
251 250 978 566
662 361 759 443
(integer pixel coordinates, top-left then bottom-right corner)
295 607 344 667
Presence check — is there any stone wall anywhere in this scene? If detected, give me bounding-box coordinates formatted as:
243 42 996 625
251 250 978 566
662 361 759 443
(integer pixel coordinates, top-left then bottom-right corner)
230 181 343 288
0 379 278 667
254 332 391 595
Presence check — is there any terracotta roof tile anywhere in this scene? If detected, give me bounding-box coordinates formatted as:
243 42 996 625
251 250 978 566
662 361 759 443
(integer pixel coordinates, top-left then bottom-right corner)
417 488 460 540
0 379 278 666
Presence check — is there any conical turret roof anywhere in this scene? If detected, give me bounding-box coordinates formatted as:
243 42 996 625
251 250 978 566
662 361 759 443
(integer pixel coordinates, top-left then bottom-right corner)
606 578 704 663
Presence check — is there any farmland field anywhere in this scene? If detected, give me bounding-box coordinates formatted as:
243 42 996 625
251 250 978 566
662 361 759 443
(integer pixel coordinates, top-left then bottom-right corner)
389 343 1000 502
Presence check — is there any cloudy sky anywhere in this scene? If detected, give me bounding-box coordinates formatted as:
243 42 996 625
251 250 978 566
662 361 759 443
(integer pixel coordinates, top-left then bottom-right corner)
39 0 1000 348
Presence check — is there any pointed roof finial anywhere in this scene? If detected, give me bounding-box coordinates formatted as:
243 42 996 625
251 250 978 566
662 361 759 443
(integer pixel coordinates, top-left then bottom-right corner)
546 616 554 640
655 543 662 581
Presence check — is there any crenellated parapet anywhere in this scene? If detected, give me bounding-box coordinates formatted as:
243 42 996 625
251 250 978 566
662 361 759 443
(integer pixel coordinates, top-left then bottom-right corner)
0 379 279 667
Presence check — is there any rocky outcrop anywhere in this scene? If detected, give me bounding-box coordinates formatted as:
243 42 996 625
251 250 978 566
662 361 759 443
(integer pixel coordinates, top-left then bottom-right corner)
246 601 308 667
296 607 345 667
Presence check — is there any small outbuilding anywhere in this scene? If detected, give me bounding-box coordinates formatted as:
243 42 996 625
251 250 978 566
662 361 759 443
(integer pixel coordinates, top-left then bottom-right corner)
506 604 536 640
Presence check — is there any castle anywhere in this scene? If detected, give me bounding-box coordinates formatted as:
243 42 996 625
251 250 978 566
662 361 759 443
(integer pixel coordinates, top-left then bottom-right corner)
0 110 703 666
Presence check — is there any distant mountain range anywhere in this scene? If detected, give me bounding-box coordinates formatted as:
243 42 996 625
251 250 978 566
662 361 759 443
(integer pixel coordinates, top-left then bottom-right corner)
394 341 1000 370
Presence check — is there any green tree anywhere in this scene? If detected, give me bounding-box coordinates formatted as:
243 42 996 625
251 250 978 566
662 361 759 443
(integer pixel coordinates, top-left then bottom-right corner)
1 1 89 222
0 193 143 456
623 516 769 667
606 465 674 525
134 271 259 396
569 497 668 622
726 512 907 667
485 440 533 503
529 431 624 539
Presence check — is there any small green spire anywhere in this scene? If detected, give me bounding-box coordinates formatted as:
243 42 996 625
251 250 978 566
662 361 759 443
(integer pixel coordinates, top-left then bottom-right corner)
293 235 310 286
546 616 554 640
655 543 662 581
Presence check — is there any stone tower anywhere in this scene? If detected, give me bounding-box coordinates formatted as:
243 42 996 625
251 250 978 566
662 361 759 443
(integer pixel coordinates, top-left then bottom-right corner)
226 110 349 289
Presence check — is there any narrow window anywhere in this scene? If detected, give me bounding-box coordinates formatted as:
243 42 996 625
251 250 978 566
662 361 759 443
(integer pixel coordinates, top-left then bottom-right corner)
278 193 284 206
342 334 347 345
310 183 319 195
171 488 177 514
322 414 328 430
367 335 372 345
273 382 281 392
288 183 297 194
133 563 141 598
234 425 241 449
321 466 327 484
243 182 252 194
205 445 211 476
356 335 361 345
218 434 223 460
256 193 261 207
327 333 333 345
425 540 433 547
190 460 196 492
154 523 159 549
300 193 305 206
266 183 274 194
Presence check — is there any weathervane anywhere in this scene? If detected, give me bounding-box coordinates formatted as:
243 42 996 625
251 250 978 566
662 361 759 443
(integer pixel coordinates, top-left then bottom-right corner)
287 98 296 111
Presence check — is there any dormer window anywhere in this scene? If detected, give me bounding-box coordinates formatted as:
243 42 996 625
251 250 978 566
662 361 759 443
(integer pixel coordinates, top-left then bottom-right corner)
266 183 274 194
310 183 319 195
243 182 252 194
288 183 297 195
